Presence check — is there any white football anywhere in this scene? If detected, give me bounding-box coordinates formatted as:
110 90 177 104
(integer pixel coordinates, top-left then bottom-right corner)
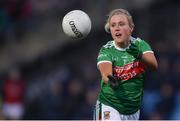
62 10 91 40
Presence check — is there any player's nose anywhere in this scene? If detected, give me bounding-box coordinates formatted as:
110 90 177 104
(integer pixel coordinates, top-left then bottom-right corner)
114 25 121 31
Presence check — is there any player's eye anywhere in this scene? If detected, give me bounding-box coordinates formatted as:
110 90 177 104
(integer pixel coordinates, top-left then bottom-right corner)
110 23 116 28
119 22 125 26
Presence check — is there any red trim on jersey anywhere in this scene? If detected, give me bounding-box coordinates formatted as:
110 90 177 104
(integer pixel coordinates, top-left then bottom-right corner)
113 61 145 81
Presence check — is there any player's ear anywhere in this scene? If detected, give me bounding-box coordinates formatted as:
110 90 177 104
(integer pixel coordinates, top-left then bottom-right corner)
105 23 110 33
130 26 134 33
129 26 134 34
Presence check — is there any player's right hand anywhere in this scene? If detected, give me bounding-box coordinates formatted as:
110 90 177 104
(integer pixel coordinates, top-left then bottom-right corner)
107 75 119 89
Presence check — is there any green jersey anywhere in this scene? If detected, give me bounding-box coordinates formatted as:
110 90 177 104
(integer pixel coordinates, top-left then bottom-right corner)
97 37 153 114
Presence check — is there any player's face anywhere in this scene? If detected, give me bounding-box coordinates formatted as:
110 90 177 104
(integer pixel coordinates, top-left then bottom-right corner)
109 14 133 47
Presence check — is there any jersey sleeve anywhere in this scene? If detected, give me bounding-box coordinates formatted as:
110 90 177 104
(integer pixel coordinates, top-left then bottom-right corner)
97 47 112 66
138 39 153 54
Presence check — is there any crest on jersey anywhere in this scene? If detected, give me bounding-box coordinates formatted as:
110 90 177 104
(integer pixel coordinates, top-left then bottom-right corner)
103 111 110 119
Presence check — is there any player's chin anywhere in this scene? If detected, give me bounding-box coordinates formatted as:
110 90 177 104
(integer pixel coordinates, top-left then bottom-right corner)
115 38 125 43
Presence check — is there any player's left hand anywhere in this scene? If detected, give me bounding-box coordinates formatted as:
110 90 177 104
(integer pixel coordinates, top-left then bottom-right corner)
127 41 142 59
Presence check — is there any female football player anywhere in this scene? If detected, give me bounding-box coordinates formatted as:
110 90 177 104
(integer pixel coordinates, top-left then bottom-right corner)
94 8 158 120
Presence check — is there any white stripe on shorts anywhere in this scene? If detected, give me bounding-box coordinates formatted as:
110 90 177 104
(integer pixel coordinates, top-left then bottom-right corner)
94 100 101 120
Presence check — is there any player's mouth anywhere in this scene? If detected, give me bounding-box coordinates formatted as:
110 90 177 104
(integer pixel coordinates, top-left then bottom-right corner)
115 33 122 38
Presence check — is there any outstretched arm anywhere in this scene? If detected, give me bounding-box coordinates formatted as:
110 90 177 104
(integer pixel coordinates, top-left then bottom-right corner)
98 62 112 84
98 62 119 89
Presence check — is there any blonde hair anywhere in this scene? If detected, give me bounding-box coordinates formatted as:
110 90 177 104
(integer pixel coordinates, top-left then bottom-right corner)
104 8 135 33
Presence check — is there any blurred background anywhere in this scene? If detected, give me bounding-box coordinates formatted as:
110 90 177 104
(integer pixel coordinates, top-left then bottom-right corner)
0 0 180 120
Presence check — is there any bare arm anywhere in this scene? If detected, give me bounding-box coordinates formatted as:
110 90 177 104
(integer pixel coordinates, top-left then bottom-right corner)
98 62 112 84
141 52 158 70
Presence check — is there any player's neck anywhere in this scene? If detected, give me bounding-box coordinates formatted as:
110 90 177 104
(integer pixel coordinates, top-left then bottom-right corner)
115 40 130 49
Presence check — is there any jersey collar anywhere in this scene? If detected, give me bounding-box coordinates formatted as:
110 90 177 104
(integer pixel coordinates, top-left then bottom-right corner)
113 36 137 51
113 39 131 51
